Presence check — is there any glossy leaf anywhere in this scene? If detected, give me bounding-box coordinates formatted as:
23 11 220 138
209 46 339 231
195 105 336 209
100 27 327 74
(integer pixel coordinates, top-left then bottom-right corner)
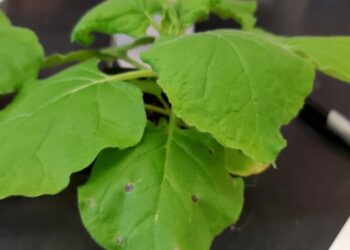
211 0 257 29
224 148 269 176
0 22 44 94
283 37 350 83
142 30 315 163
0 60 146 198
79 124 243 250
71 0 161 45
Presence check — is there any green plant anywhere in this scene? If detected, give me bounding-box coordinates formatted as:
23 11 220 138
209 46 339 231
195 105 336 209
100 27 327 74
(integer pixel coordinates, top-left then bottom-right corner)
0 1 349 249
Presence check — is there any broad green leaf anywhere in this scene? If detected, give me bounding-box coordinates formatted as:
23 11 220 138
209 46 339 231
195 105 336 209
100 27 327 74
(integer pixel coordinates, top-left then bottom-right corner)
142 30 315 163
0 23 44 94
211 0 257 30
79 123 244 250
224 148 269 176
161 0 220 35
0 60 147 198
283 37 350 83
0 10 10 25
71 0 161 45
250 30 350 83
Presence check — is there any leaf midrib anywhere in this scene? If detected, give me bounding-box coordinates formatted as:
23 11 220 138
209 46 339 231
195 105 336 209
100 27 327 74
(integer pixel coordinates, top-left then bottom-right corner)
0 69 153 127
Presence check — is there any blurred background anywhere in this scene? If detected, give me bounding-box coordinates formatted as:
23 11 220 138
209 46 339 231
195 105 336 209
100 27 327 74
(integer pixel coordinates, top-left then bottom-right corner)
0 0 349 249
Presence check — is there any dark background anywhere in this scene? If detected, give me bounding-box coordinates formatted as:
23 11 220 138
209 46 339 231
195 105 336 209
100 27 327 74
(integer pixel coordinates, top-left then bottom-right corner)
0 0 349 249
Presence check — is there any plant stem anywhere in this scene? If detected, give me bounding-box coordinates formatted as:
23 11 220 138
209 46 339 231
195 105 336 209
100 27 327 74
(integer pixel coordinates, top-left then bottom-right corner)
168 110 178 132
157 95 170 110
103 70 156 83
144 104 170 116
120 56 147 69
113 36 154 53
145 12 161 33
43 36 155 69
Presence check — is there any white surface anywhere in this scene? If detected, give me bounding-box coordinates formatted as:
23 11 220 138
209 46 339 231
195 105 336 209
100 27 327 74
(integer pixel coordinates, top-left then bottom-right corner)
327 110 350 146
330 217 350 250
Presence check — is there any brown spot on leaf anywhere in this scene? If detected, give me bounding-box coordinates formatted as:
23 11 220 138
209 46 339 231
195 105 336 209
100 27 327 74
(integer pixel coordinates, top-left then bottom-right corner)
191 194 200 203
125 183 134 193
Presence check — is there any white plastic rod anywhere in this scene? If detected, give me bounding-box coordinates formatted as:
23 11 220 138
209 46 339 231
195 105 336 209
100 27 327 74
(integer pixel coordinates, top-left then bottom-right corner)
327 110 350 146
330 217 350 250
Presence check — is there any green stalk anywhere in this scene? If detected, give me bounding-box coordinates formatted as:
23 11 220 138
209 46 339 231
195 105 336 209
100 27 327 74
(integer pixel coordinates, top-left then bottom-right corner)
102 70 156 83
168 110 178 133
120 56 148 69
43 36 155 69
144 104 170 116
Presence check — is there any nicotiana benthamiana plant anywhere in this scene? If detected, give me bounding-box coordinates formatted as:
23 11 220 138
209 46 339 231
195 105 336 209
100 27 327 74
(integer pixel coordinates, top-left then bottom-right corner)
0 1 350 249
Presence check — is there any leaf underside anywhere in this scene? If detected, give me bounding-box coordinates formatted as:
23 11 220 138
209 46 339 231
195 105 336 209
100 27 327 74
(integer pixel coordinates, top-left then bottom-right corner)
71 0 161 45
211 0 257 30
142 30 315 163
0 60 146 198
224 148 269 176
161 0 219 33
79 124 243 250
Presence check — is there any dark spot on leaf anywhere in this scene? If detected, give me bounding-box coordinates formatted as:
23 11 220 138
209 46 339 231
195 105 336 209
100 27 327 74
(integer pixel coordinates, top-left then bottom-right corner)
115 236 125 246
124 183 134 193
208 148 214 155
191 194 200 203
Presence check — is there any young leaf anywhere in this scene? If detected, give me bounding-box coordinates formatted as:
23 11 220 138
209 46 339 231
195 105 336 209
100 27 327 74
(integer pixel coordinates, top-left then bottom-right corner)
161 0 220 35
224 148 269 177
142 30 315 163
71 0 161 45
211 0 257 30
0 60 147 198
0 22 44 94
283 37 350 83
79 123 243 250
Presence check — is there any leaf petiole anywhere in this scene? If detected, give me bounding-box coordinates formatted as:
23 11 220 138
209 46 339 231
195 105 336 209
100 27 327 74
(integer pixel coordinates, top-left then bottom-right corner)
144 12 161 33
168 110 178 132
104 70 156 83
120 56 148 69
43 36 155 69
157 94 170 110
144 104 169 116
